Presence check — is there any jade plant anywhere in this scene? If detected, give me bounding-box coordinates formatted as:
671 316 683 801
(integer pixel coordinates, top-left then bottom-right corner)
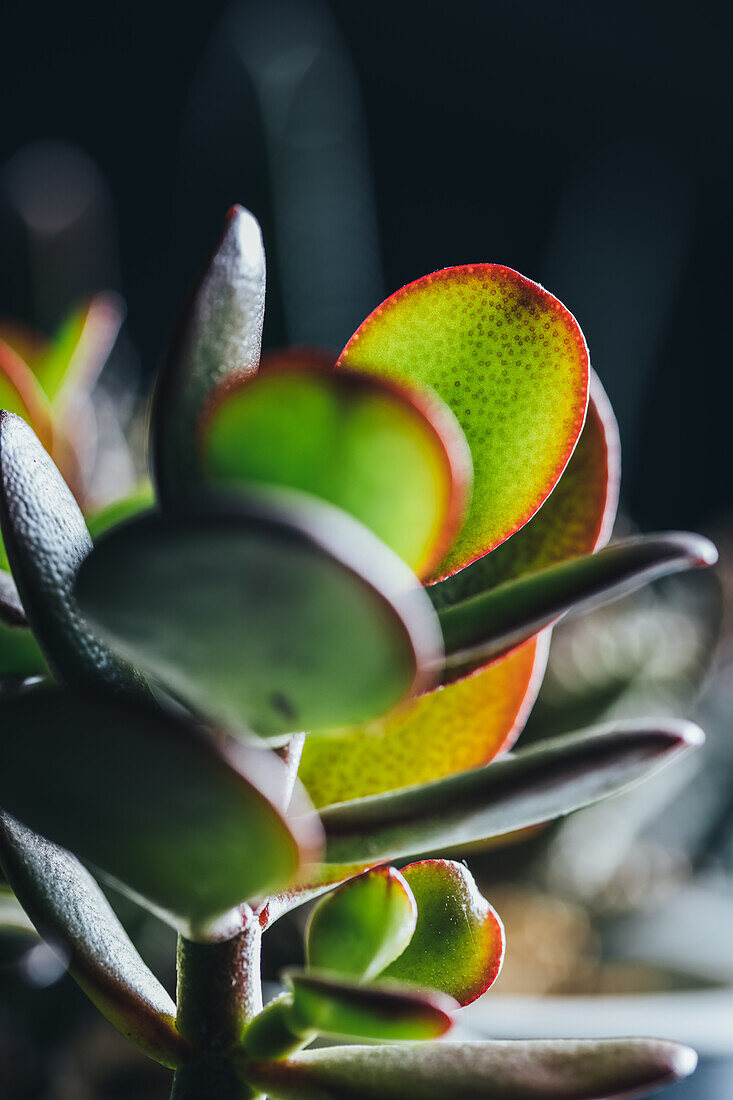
0 206 718 1099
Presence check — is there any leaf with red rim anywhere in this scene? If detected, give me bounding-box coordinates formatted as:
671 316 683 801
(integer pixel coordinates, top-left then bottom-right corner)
379 860 504 1006
429 372 620 610
298 635 548 807
439 532 718 682
238 1038 698 1100
286 969 455 1042
201 357 471 578
305 866 417 983
339 265 589 578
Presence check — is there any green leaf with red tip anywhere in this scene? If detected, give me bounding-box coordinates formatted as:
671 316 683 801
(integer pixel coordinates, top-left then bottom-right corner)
380 861 504 1006
305 867 417 983
201 360 471 579
320 719 703 866
0 412 147 695
339 265 589 578
286 970 455 1042
75 490 442 740
299 637 547 807
0 569 49 678
237 1038 698 1100
152 205 266 502
34 293 124 408
0 682 323 931
439 532 718 682
0 811 188 1068
430 372 620 611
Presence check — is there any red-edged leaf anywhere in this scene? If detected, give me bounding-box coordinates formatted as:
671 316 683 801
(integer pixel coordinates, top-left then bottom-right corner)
0 339 54 452
339 265 589 578
299 635 548 807
429 372 620 610
200 356 471 579
380 860 504 1006
238 1039 698 1100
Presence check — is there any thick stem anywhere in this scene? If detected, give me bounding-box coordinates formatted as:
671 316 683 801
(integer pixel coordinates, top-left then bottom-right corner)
176 918 263 1051
171 915 263 1098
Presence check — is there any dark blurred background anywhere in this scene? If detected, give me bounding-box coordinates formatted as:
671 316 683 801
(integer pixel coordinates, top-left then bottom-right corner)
1 1 732 1096
2 0 732 532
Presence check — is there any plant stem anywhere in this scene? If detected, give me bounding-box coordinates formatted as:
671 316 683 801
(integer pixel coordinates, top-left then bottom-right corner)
171 913 263 1098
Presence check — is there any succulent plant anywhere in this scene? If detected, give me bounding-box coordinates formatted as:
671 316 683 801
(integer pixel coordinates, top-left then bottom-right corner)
0 206 717 1099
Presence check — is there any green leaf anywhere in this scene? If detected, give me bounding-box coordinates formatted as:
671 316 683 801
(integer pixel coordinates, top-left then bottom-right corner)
439 532 718 681
75 490 443 740
429 372 620 610
0 682 323 931
380 861 504 1005
152 205 266 502
0 569 49 678
319 719 703 865
0 811 187 1067
306 867 417 983
202 358 471 579
339 265 589 578
238 1039 698 1100
286 970 455 1042
299 638 546 808
0 412 147 695
34 293 124 407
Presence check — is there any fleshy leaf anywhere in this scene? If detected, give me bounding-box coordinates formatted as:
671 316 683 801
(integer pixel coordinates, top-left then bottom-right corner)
34 293 124 408
380 860 504 1005
201 359 471 579
75 490 442 740
286 970 455 1042
0 412 147 694
320 719 703 865
0 338 54 451
0 569 49 678
305 867 417 983
339 265 589 578
439 532 718 681
152 205 266 502
430 372 620 610
0 682 323 931
0 811 187 1067
299 637 547 807
238 1039 697 1100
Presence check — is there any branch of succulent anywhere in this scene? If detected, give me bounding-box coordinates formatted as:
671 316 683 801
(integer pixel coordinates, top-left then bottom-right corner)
0 206 716 1099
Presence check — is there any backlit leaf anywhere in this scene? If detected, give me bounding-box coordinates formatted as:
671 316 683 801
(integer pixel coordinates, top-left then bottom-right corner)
34 293 124 407
429 372 620 610
306 867 416 983
202 359 471 578
320 720 703 865
0 338 54 451
439 532 718 681
286 970 454 1042
299 636 547 806
339 265 588 578
380 861 504 1005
